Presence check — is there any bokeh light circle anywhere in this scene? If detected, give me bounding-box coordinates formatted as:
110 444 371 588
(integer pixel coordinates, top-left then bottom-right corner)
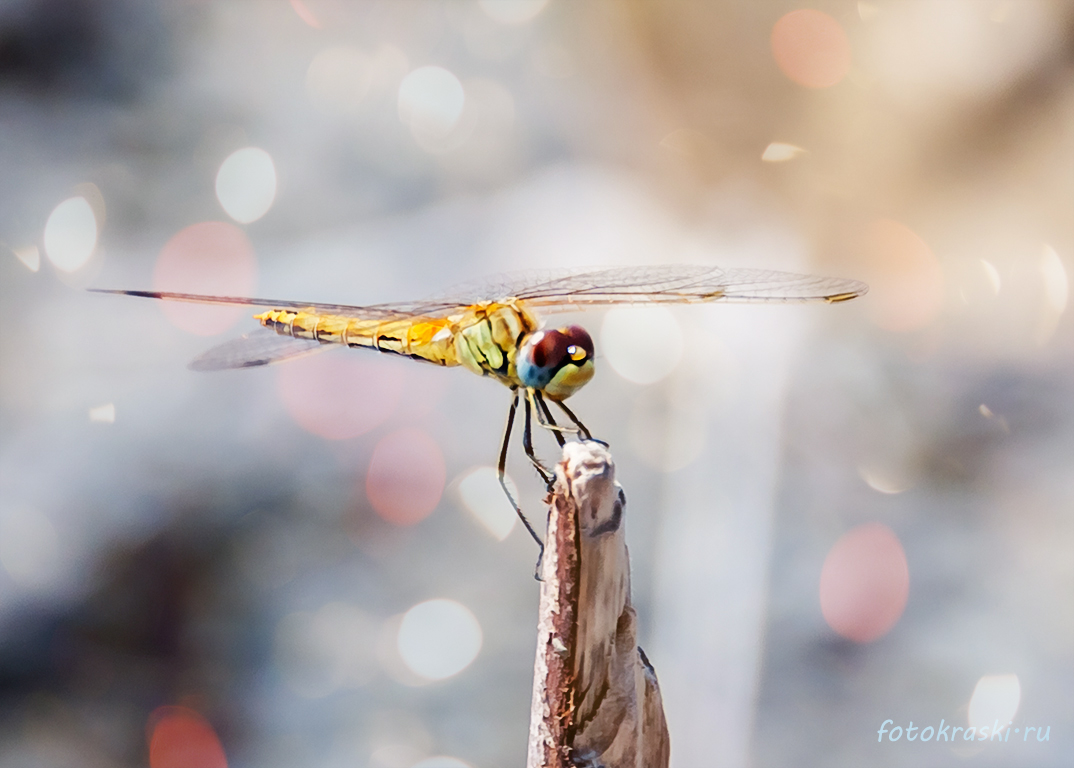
761 142 807 162
366 428 446 526
147 706 227 768
215 147 277 224
43 196 98 272
1040 244 1068 314
306 47 372 115
152 221 257 336
601 306 684 385
277 352 404 440
819 522 909 643
397 599 482 681
968 674 1021 731
771 9 852 88
859 218 945 332
398 66 465 140
457 466 517 540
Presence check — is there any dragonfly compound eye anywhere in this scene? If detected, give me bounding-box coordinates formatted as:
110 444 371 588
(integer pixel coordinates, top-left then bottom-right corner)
517 326 595 400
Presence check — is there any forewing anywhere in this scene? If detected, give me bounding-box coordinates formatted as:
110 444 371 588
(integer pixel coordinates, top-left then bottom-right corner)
92 263 867 334
189 330 328 371
89 289 442 321
478 265 868 307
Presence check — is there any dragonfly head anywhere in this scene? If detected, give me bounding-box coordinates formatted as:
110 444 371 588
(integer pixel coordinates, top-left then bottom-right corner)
517 325 595 400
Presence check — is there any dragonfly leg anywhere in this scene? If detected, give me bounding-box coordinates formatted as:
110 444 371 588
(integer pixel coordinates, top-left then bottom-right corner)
551 398 593 440
499 388 546 563
530 390 570 446
522 394 555 484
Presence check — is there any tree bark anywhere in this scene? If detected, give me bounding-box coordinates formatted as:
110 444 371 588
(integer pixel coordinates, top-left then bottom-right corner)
526 441 670 768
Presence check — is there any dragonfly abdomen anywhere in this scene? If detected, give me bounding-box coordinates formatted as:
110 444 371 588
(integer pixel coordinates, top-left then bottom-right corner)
254 308 452 363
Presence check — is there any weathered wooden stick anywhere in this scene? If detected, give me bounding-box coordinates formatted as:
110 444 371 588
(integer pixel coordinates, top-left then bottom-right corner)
526 441 670 768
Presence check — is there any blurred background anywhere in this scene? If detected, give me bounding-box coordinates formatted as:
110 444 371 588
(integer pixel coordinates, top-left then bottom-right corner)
1 1 1071 766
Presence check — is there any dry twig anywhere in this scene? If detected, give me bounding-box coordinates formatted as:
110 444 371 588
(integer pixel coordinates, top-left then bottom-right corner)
526 442 669 768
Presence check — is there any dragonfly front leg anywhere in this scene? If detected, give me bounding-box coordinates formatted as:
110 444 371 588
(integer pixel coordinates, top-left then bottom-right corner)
498 388 546 567
529 390 570 446
535 390 601 445
551 398 593 440
523 393 557 485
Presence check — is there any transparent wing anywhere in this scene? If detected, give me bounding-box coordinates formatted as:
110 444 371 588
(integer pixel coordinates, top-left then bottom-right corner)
189 329 329 371
438 264 868 307
88 289 433 321
91 264 867 327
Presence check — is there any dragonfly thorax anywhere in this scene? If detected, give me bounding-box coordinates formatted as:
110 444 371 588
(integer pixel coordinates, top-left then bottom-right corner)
517 325 595 400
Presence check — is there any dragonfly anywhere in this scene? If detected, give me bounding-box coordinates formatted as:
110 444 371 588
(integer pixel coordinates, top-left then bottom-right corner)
92 264 866 554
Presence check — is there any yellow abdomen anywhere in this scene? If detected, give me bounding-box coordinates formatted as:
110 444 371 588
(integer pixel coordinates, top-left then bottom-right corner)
254 301 539 387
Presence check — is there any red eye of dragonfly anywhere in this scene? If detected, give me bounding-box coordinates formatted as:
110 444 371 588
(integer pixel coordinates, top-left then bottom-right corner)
516 326 593 392
527 329 565 369
561 325 593 361
523 326 591 370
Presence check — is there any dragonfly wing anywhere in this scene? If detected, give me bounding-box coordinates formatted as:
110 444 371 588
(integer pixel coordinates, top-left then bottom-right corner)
189 330 328 371
92 263 867 335
494 265 868 307
89 289 423 321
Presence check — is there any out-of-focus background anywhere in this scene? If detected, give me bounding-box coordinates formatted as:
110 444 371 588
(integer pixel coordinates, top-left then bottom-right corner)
1 1 1071 766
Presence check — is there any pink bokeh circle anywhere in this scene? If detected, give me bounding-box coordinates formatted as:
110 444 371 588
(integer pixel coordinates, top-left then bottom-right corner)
147 706 227 768
277 352 405 440
819 522 909 643
771 9 852 89
365 427 446 526
152 221 257 336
